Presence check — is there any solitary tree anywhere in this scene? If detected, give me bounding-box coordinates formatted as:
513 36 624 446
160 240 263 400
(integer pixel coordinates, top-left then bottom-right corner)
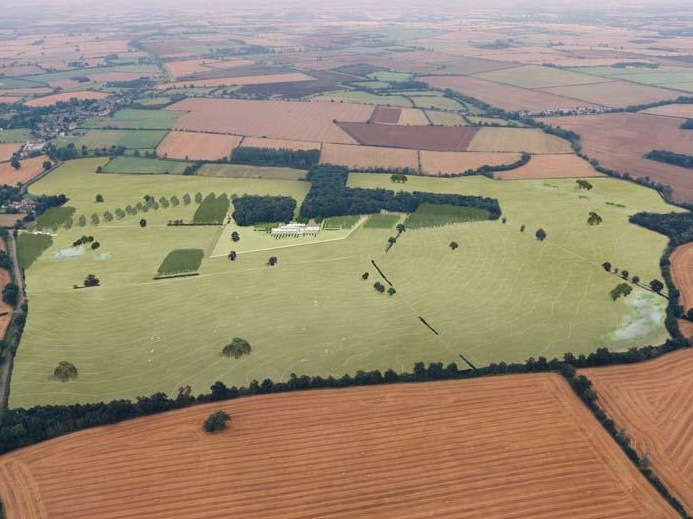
587 212 603 226
576 179 593 191
650 279 664 293
78 215 87 227
231 231 240 242
501 217 507 224
520 224 525 232
171 195 180 206
194 192 203 204
53 361 78 382
268 256 278 266
222 337 252 358
621 270 629 279
90 213 100 225
10 157 20 170
84 274 100 287
396 223 406 234
535 228 547 241
103 211 114 222
91 242 100 250
95 194 104 203
139 218 147 228
183 193 191 205
203 410 231 433
602 261 612 272
228 250 237 261
449 241 459 250
2 283 19 307
632 276 640 285
387 287 397 296
43 160 52 171
388 236 397 245
373 281 386 293
362 272 369 280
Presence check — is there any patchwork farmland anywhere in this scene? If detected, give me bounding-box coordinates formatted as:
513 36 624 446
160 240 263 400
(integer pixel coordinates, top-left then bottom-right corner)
0 376 679 519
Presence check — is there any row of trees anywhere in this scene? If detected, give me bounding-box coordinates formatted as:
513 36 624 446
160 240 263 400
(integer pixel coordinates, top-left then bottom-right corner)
299 165 502 221
230 147 320 169
645 149 693 169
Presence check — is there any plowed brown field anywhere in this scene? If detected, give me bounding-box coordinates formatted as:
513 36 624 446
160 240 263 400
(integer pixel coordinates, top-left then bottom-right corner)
671 243 693 310
420 150 521 175
0 156 47 186
538 113 693 203
156 131 242 160
0 375 677 519
370 106 401 123
467 128 573 153
497 154 603 179
321 143 418 170
583 349 693 514
339 122 477 151
167 98 373 144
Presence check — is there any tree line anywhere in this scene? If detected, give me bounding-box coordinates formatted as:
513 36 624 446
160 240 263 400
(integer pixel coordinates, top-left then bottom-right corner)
645 150 693 169
299 165 501 221
230 147 320 169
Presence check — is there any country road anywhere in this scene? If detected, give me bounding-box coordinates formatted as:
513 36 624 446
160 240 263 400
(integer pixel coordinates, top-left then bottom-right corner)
0 232 26 409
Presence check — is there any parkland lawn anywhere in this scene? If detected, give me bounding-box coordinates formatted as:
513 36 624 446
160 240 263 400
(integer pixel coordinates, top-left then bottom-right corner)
9 158 679 407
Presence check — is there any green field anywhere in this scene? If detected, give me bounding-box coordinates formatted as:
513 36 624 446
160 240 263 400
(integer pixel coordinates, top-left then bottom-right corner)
363 213 402 229
412 96 464 110
101 156 191 175
404 204 490 228
17 232 53 269
323 215 360 230
82 109 185 130
157 248 204 276
9 159 682 407
367 71 413 82
65 129 169 150
0 129 32 143
198 163 307 180
36 206 76 228
192 193 229 224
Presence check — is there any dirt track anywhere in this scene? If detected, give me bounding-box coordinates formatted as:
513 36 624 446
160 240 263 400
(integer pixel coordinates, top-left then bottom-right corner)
0 375 677 518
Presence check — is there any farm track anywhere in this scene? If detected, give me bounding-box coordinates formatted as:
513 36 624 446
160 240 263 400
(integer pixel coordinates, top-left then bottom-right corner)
0 375 679 518
583 349 693 514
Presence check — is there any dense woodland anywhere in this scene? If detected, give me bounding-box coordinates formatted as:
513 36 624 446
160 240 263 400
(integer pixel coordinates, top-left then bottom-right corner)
645 150 693 169
230 147 320 169
299 165 501 220
232 195 297 226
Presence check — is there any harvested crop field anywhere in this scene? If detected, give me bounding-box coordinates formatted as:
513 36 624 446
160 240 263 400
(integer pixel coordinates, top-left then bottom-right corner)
643 104 693 119
538 113 693 203
497 154 602 179
25 91 108 107
540 81 682 108
156 131 242 160
582 349 693 514
397 108 430 126
0 156 47 185
370 106 401 124
0 143 20 162
420 150 521 175
671 243 693 310
0 374 678 519
468 128 573 154
167 98 373 144
197 163 307 180
423 75 598 112
338 122 477 151
320 143 418 171
159 72 315 89
240 137 320 151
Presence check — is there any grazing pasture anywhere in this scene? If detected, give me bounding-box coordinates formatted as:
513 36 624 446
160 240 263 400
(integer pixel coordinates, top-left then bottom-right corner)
156 131 242 161
539 113 693 203
9 159 678 407
363 213 402 228
83 109 185 130
198 164 307 180
339 122 477 151
25 91 108 107
69 129 169 150
0 129 32 143
497 154 602 179
167 98 373 144
0 376 678 519
420 150 522 175
320 143 418 171
157 249 204 276
467 128 573 153
583 350 693 514
404 203 490 228
101 156 191 175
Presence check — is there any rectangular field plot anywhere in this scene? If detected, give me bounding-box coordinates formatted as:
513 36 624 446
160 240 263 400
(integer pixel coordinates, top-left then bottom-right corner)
0 376 679 519
156 131 242 161
540 81 682 108
157 248 204 276
167 98 373 144
420 151 522 175
338 123 477 151
240 137 321 151
404 203 491 228
311 91 413 107
497 154 603 179
197 164 307 180
467 128 573 154
320 143 418 171
426 111 466 126
192 193 230 224
69 129 169 150
101 156 191 175
474 64 613 89
0 129 32 143
363 213 402 229
582 350 693 514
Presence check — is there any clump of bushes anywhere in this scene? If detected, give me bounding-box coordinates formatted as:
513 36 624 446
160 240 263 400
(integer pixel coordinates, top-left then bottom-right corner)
203 410 231 433
53 361 78 382
222 338 252 358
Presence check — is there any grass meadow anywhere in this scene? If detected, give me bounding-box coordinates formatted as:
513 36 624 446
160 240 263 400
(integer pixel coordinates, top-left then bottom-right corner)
9 159 680 407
